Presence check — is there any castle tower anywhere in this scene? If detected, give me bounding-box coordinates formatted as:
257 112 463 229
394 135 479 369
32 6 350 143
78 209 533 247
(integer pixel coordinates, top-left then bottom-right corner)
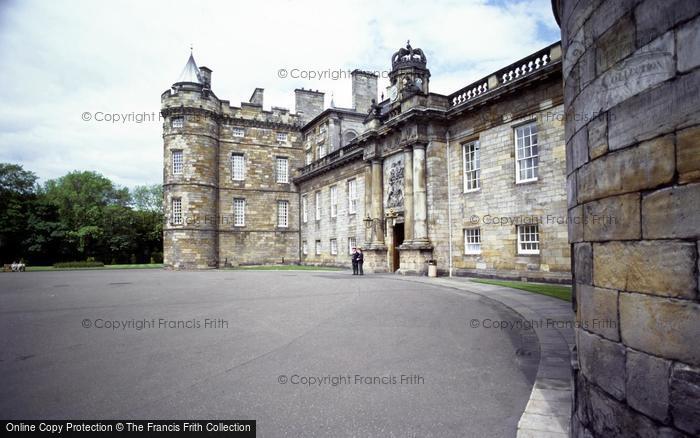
161 52 220 269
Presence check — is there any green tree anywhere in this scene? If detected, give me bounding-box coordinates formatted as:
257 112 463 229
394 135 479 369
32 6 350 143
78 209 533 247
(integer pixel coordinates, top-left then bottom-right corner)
0 163 38 262
41 171 130 261
131 184 163 213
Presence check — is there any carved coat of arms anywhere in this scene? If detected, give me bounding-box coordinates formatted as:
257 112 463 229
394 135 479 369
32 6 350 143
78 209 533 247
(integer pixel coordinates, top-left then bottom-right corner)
387 161 404 209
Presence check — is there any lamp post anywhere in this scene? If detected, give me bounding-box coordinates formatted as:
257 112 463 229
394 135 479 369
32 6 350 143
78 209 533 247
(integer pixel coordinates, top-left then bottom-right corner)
363 215 373 247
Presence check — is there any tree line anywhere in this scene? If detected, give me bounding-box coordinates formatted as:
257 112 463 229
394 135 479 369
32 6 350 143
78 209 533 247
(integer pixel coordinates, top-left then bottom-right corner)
0 163 163 266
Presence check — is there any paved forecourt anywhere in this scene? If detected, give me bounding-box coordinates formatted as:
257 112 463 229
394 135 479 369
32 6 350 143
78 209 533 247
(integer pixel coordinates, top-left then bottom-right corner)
0 269 544 437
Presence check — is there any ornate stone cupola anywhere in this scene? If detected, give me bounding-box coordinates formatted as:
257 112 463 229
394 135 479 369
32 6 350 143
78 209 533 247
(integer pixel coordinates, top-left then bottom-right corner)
387 41 430 102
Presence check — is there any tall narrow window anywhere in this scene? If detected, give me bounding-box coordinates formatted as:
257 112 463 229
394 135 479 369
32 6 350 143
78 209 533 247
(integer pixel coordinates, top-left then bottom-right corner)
348 237 357 254
302 195 308 223
232 154 245 181
348 179 357 214
315 240 321 255
276 157 289 183
302 241 308 255
172 150 183 175
464 228 481 254
318 144 326 159
517 225 540 254
171 198 182 225
330 239 338 255
330 186 338 218
306 151 313 165
515 123 539 183
463 141 480 192
315 191 321 221
233 198 245 226
277 200 289 227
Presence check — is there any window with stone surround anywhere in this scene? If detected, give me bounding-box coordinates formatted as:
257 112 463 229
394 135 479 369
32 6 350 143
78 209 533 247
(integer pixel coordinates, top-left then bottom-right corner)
231 153 245 181
315 191 321 221
171 117 183 128
330 238 338 255
302 195 308 223
330 186 338 218
462 141 480 192
517 224 540 255
172 150 183 175
348 179 357 214
277 200 289 228
171 198 182 225
317 143 326 159
315 240 321 255
348 237 356 254
232 127 245 137
305 151 313 165
233 198 245 227
276 157 289 183
277 132 288 143
515 122 539 183
302 241 308 255
464 228 481 254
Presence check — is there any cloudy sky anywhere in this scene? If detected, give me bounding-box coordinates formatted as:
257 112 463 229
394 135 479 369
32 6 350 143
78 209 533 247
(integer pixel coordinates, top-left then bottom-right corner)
0 0 559 188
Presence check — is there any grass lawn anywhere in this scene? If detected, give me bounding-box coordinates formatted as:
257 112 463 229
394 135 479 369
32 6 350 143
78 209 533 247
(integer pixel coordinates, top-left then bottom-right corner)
25 264 164 272
470 278 572 301
229 265 342 271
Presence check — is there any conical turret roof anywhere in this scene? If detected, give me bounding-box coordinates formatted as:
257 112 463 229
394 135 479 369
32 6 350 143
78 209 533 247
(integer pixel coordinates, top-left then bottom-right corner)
175 53 202 85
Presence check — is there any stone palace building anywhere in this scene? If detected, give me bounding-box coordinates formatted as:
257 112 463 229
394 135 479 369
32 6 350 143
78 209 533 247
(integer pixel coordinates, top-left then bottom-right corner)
161 41 570 281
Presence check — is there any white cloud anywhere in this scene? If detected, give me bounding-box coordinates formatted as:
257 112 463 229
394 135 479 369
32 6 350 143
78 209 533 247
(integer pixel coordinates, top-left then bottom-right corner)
0 0 559 188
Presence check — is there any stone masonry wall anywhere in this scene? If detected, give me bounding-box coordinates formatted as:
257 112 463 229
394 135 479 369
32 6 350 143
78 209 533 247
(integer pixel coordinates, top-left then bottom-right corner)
217 122 303 266
298 159 367 268
560 0 700 436
162 84 305 269
162 89 220 269
436 77 569 282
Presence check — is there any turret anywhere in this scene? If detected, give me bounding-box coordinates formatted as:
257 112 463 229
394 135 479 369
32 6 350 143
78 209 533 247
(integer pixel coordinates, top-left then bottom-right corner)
161 51 220 269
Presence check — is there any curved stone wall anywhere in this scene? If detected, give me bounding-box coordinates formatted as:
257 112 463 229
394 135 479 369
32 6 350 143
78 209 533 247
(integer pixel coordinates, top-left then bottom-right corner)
558 0 700 436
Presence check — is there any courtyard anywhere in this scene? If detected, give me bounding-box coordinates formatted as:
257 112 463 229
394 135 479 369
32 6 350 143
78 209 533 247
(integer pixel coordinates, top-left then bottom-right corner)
0 270 558 437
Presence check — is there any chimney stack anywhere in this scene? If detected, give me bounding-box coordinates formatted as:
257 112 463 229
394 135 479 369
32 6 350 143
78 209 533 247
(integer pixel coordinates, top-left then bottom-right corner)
351 70 378 114
294 88 325 123
249 88 264 106
199 66 212 88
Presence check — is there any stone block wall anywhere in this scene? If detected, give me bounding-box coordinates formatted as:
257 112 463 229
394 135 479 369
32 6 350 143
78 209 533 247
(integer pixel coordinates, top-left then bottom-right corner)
162 84 305 269
217 121 303 266
162 88 221 269
439 78 569 281
298 159 367 267
559 0 700 436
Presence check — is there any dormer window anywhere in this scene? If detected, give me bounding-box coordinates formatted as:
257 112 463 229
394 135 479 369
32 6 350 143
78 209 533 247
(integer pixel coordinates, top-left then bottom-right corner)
171 117 183 128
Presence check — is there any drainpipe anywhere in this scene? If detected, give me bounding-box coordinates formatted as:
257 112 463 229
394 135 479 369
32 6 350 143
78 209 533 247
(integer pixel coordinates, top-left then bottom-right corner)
297 189 302 265
446 131 454 277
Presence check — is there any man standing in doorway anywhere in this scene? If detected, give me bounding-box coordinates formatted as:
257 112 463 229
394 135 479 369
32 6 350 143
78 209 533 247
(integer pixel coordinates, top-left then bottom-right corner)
356 247 364 275
351 247 358 275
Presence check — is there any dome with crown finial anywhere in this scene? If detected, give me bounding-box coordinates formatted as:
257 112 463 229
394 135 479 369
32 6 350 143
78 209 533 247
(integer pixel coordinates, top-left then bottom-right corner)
391 40 427 70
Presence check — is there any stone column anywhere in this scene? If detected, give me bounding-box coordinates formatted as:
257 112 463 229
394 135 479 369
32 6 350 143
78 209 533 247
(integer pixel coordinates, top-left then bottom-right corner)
412 143 429 244
558 1 700 437
403 146 414 242
363 162 372 245
371 159 384 245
